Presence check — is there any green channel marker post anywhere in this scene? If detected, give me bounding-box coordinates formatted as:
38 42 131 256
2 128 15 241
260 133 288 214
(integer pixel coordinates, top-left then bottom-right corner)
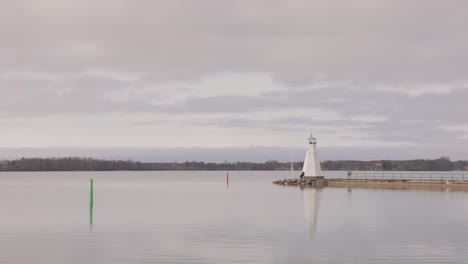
90 179 94 208
90 179 93 230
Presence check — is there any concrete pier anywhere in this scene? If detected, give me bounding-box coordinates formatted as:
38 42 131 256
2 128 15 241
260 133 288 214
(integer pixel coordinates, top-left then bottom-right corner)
327 178 468 190
273 177 468 191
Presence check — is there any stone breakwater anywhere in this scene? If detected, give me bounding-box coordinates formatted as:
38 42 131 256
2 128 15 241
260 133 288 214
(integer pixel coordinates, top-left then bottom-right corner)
273 178 468 190
273 178 328 187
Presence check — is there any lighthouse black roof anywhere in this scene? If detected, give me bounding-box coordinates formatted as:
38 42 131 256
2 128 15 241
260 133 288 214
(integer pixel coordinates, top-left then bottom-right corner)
308 134 316 142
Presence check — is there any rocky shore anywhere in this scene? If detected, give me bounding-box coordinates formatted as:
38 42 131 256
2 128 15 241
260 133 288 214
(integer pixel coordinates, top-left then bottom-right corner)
273 177 328 187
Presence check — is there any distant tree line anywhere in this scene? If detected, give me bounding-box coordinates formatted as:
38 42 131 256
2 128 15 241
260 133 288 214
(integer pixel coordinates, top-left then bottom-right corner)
1 156 468 171
321 157 466 171
0 158 298 171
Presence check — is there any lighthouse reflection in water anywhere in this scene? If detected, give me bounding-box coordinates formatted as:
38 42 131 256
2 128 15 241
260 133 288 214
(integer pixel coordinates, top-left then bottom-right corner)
302 187 321 235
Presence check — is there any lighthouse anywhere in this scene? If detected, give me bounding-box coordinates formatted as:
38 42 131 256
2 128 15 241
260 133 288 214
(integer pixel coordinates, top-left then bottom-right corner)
302 133 322 177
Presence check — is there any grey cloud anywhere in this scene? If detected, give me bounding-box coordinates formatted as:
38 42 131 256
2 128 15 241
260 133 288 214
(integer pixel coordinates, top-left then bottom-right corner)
2 0 468 84
0 73 152 116
158 95 273 113
262 86 468 125
153 85 468 124
148 85 468 147
1 0 468 159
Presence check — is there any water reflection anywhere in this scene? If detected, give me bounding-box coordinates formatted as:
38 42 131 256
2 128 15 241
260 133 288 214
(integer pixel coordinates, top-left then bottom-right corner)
226 172 229 190
89 205 93 231
302 187 321 235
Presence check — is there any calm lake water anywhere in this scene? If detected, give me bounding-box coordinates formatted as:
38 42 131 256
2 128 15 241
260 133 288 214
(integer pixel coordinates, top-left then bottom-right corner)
1 171 468 263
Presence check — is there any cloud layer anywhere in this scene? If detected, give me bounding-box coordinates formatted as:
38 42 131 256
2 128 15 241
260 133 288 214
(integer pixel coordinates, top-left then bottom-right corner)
1 0 468 160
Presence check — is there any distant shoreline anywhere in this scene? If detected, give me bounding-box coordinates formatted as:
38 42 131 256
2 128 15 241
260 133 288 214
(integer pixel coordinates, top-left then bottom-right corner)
1 157 467 172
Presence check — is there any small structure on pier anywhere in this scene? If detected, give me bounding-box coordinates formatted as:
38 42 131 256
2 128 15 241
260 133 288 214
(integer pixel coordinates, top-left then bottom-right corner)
302 133 323 178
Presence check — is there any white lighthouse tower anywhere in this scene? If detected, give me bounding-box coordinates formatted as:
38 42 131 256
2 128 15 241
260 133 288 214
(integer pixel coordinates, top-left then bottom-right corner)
302 133 322 177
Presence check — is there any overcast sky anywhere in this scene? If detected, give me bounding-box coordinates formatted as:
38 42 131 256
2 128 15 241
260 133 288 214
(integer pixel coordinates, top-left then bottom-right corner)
1 0 468 161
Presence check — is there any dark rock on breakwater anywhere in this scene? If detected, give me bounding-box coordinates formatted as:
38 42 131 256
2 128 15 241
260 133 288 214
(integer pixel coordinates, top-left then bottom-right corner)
273 177 328 187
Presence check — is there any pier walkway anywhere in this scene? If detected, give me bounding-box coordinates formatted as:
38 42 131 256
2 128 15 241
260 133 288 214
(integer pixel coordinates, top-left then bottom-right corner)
348 171 468 181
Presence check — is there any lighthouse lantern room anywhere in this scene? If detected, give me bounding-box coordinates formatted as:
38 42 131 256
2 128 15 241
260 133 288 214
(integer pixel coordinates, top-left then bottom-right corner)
302 133 323 177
